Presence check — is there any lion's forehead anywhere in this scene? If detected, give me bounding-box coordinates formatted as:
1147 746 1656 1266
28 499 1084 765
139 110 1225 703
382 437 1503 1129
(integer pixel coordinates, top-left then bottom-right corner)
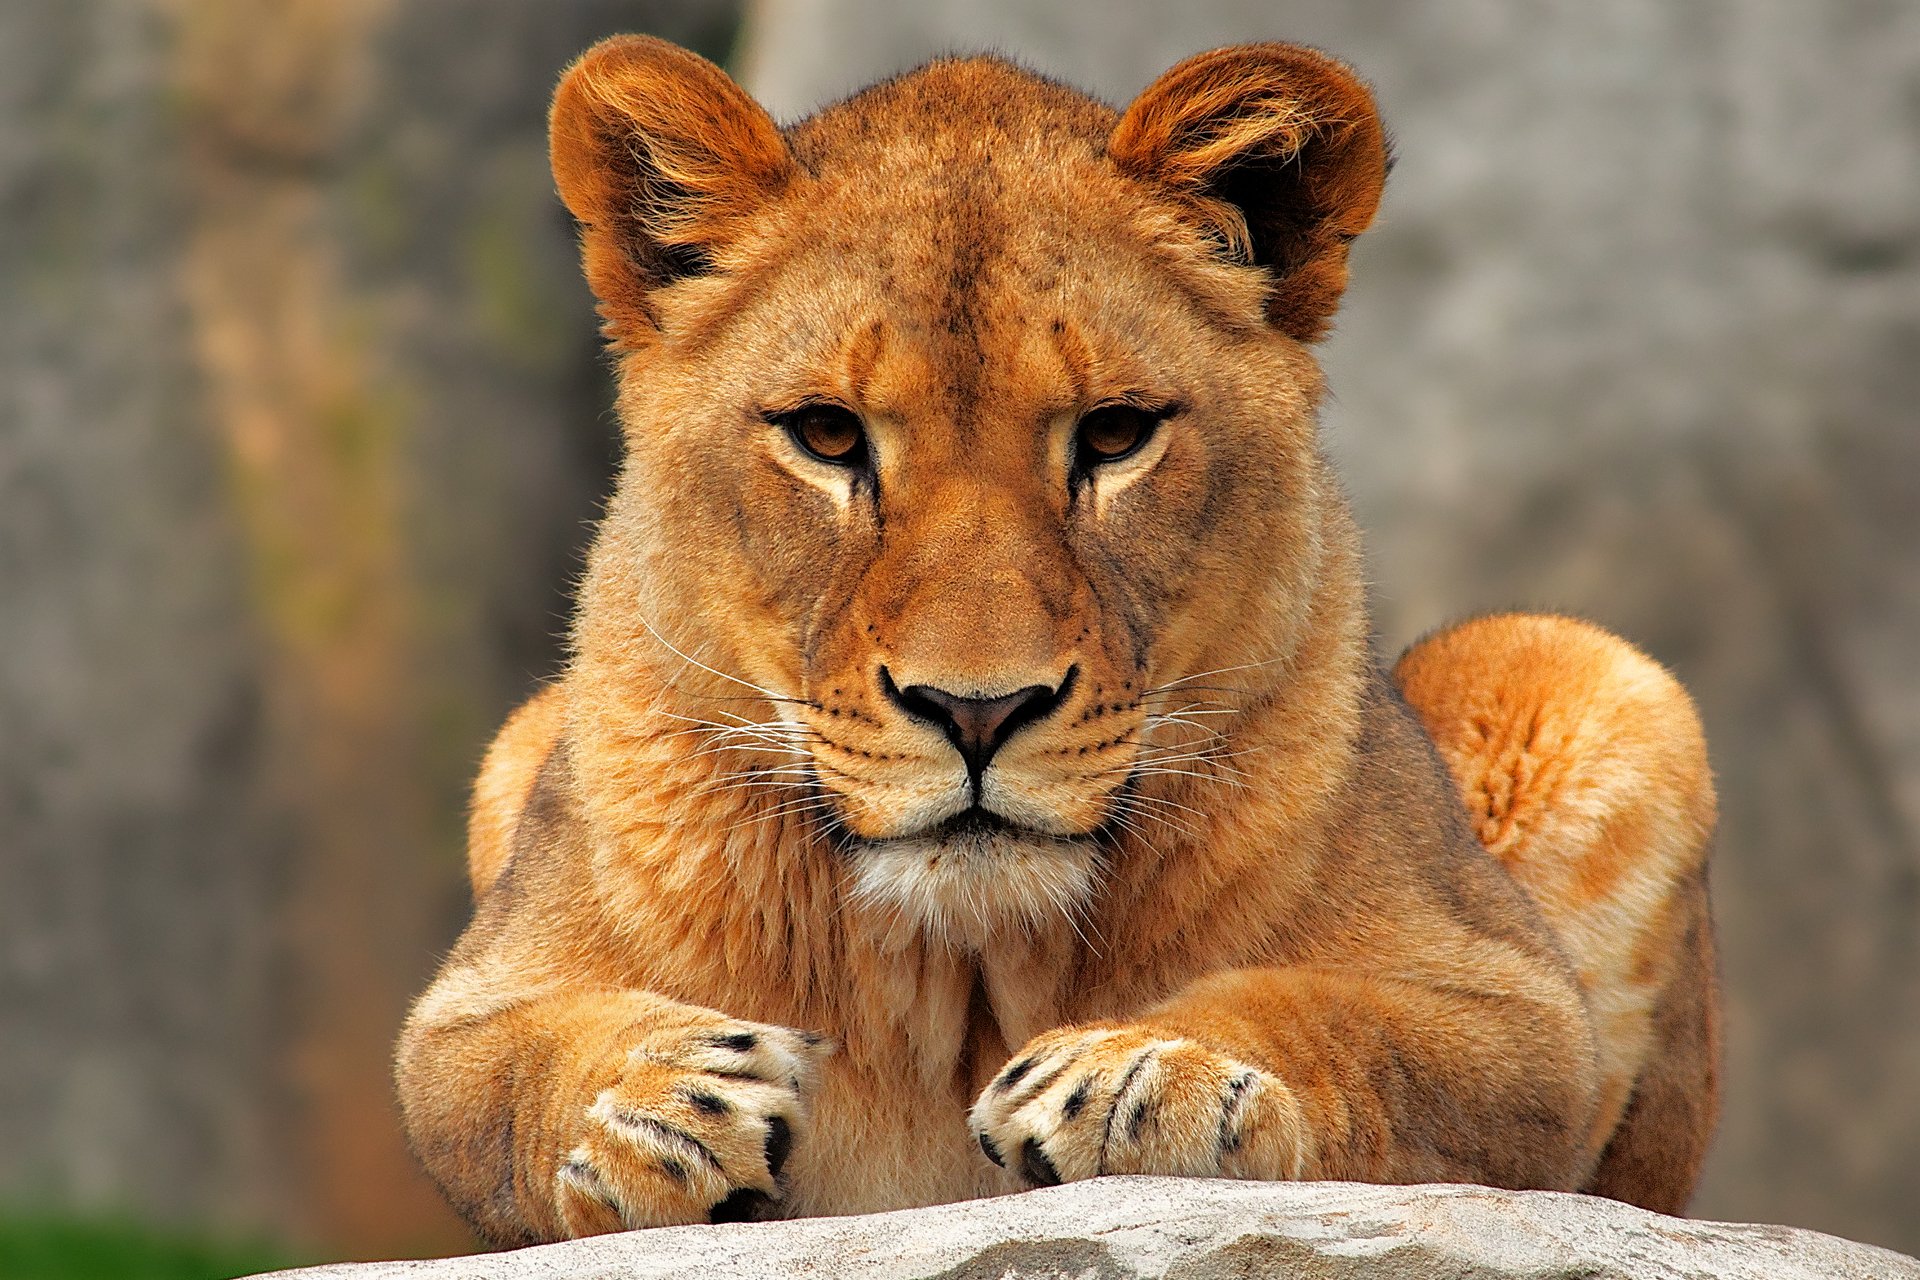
794 154 1135 314
655 64 1271 397
784 54 1118 170
761 66 1193 344
694 173 1224 425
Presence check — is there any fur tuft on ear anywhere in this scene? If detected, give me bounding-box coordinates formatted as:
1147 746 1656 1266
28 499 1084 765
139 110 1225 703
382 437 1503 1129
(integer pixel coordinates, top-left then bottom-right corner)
549 36 795 344
1110 44 1388 342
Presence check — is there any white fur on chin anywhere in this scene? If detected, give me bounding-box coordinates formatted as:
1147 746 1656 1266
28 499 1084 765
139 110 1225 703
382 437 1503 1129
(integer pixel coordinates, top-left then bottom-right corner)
848 827 1100 948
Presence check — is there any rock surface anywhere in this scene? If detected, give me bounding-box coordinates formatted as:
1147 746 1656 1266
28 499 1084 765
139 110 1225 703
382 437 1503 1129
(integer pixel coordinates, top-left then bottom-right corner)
253 1178 1919 1279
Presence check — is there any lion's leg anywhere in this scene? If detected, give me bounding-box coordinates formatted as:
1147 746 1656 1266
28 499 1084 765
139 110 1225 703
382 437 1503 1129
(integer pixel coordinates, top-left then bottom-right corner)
1580 864 1721 1212
1393 613 1720 1211
467 683 567 898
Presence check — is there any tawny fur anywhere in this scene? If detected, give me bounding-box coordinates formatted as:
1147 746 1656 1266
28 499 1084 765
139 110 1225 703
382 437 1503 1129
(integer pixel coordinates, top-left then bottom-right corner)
396 37 1720 1246
1393 614 1721 1213
467 684 564 899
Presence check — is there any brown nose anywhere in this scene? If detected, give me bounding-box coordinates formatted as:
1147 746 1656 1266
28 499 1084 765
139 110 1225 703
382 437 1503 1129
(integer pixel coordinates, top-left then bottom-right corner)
882 668 1073 786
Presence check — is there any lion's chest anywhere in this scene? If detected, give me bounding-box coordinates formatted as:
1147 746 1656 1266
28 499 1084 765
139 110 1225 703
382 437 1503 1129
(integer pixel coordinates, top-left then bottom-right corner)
786 1060 1019 1215
776 958 1052 1215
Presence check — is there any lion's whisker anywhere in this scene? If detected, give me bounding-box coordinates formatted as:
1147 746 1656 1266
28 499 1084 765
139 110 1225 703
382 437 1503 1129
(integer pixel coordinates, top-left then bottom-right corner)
1120 766 1250 791
1111 793 1204 841
1141 656 1286 697
638 616 814 709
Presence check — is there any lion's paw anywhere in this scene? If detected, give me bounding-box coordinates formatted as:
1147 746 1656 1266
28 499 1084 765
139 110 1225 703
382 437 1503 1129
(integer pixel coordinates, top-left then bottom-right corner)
556 1015 830 1234
968 1026 1310 1186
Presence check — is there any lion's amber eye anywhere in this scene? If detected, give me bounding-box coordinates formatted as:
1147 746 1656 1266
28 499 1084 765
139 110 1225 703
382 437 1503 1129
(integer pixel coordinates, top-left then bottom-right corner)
781 405 867 466
1074 404 1159 466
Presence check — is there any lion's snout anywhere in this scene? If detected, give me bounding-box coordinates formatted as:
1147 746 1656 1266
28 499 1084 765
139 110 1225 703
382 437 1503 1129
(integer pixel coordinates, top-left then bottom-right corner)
879 663 1077 787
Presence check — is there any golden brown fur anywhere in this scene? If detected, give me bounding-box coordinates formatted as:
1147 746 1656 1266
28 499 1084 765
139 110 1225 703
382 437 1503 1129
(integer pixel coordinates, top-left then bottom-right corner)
396 37 1720 1245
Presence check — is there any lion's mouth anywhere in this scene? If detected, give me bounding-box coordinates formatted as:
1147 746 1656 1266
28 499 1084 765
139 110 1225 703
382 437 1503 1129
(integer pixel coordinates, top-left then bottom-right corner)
868 804 1096 850
842 805 1102 939
926 806 1024 841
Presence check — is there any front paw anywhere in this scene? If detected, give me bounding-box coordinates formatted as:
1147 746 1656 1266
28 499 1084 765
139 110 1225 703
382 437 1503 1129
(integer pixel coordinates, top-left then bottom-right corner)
968 1026 1310 1187
555 1014 830 1235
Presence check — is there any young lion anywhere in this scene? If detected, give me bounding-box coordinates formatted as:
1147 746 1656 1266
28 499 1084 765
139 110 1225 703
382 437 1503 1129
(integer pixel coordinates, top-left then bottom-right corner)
396 37 1720 1245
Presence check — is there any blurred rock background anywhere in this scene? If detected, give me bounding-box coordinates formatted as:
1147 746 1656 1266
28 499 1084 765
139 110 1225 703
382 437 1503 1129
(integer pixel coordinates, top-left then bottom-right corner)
1 0 1914 1268
0 0 734 1264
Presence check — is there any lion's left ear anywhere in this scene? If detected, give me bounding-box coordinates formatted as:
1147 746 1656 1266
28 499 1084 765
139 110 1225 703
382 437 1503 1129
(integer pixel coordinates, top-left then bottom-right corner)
1110 44 1388 342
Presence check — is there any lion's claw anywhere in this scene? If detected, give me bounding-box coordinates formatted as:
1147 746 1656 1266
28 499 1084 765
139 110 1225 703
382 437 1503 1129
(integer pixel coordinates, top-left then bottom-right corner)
554 1014 829 1233
969 1026 1310 1187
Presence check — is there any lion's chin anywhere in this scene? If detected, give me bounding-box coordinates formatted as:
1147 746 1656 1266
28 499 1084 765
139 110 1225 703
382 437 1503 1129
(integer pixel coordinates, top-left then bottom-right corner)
846 810 1099 947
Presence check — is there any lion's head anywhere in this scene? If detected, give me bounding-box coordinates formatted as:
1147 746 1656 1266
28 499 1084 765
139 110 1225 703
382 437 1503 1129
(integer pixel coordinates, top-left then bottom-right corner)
554 39 1387 940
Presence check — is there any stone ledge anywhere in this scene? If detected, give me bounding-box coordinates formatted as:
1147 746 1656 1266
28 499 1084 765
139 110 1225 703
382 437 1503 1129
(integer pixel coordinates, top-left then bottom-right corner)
252 1177 1920 1279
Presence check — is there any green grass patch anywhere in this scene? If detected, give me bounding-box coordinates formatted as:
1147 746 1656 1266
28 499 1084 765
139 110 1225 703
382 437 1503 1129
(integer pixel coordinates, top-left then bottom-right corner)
0 1213 299 1280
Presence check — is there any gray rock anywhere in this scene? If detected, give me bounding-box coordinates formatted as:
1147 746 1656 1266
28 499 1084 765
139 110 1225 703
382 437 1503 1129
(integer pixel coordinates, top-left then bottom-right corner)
249 1178 1920 1279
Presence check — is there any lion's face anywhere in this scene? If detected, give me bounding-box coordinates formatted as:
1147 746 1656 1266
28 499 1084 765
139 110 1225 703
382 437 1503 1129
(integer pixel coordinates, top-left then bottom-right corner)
554 44 1385 936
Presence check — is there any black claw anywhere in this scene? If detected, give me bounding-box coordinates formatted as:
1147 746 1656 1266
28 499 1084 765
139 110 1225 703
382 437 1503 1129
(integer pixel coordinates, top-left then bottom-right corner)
711 1031 758 1052
978 1132 1005 1167
1061 1076 1093 1121
764 1115 793 1179
1019 1137 1062 1187
708 1188 775 1224
995 1055 1037 1093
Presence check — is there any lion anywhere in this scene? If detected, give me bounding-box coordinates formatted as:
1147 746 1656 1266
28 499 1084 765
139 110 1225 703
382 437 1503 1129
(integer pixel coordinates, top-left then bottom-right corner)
395 36 1720 1246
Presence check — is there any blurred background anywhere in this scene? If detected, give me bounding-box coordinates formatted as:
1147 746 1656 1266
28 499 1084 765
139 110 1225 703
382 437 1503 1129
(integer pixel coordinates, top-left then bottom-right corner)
1 0 1914 1273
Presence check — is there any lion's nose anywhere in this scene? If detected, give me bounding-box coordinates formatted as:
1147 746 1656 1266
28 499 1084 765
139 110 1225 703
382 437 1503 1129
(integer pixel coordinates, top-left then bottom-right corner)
882 667 1075 785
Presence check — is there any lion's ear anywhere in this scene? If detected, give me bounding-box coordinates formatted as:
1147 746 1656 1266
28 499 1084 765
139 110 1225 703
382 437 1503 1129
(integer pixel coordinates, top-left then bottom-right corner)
549 35 795 342
1110 44 1388 343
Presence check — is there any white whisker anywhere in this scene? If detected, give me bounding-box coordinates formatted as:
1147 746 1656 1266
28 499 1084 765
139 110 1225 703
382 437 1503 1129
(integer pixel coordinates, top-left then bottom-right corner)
1111 794 1203 841
638 616 809 708
1142 656 1286 697
1133 769 1249 791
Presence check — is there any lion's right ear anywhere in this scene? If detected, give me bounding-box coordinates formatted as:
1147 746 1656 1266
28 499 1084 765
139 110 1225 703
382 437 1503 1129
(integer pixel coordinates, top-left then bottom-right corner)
549 36 794 343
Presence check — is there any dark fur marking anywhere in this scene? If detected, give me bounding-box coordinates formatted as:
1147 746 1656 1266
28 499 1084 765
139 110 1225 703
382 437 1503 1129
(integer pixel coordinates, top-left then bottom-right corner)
764 1115 793 1179
1019 1137 1063 1187
560 1159 619 1212
483 1073 521 1229
1101 1048 1158 1169
1008 1059 1073 1107
1062 1075 1093 1121
1218 1072 1257 1158
687 1089 731 1117
996 1055 1037 1092
614 1111 723 1172
709 1188 775 1224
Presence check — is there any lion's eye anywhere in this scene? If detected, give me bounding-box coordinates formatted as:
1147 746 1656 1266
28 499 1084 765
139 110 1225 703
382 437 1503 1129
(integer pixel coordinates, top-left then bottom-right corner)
1074 404 1160 467
779 404 867 466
